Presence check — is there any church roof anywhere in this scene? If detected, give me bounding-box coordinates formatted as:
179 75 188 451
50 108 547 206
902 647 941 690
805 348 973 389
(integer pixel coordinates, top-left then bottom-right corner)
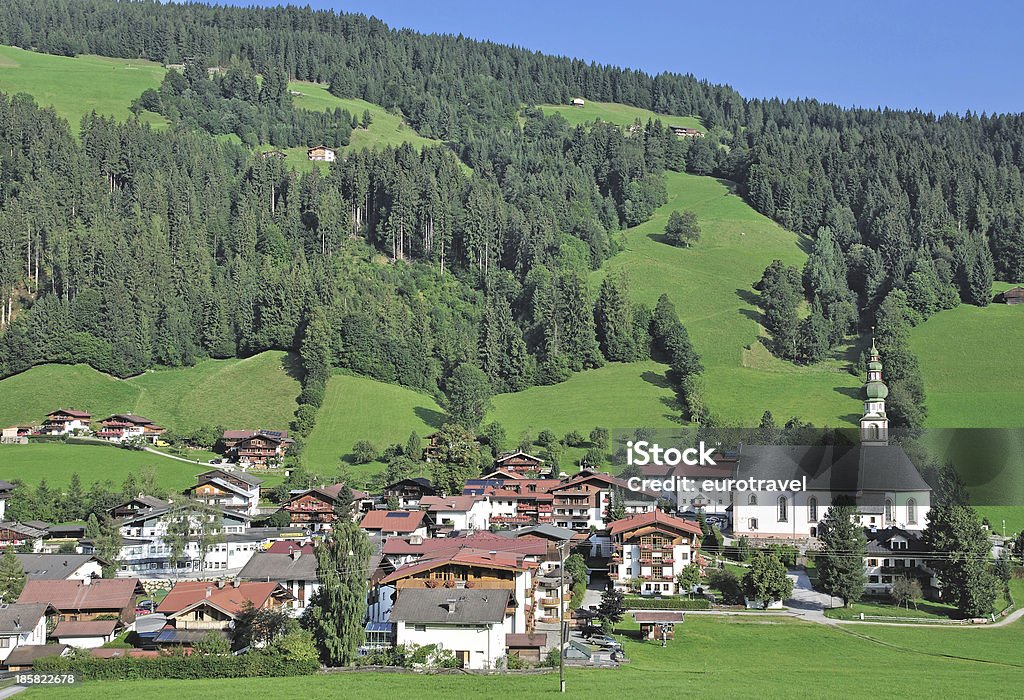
736 444 930 493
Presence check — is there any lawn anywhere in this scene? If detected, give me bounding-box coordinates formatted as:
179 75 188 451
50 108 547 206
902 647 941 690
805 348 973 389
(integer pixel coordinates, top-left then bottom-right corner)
0 351 301 434
823 598 958 621
0 45 166 128
592 171 862 427
910 281 1024 428
304 372 446 481
307 361 686 481
0 363 144 428
537 99 705 132
0 442 201 491
25 616 1024 699
490 360 685 469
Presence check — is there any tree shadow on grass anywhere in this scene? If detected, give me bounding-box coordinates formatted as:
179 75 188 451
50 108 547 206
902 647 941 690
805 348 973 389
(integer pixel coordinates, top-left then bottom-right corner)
414 406 448 429
833 386 861 400
641 370 672 389
279 352 305 383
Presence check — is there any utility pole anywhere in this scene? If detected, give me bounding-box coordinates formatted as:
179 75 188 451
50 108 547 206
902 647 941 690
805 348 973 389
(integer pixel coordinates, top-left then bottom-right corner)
559 539 567 693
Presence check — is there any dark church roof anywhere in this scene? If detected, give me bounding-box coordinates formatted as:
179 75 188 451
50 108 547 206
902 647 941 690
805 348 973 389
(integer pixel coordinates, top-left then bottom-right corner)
736 444 930 493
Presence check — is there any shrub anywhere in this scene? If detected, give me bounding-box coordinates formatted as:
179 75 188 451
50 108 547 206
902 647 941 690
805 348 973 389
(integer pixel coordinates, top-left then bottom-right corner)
622 597 711 610
351 440 378 464
34 649 319 680
708 569 744 605
562 430 586 447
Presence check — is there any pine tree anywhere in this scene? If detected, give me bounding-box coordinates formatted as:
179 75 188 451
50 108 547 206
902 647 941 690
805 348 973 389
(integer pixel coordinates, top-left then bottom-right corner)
753 411 779 445
594 272 639 362
816 500 867 607
0 547 26 603
597 584 626 630
444 363 493 431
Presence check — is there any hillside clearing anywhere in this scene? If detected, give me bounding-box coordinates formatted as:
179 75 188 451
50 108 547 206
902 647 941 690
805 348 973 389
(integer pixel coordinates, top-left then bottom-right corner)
0 351 300 436
538 99 704 132
0 45 166 127
593 171 861 427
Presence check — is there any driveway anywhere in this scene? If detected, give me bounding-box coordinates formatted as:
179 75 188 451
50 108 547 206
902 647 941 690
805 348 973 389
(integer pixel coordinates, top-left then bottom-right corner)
785 570 838 625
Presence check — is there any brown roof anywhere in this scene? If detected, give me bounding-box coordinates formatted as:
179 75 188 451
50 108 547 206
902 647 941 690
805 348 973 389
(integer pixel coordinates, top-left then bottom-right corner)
380 547 529 584
633 611 685 623
2 644 68 667
607 510 703 537
157 581 289 617
359 510 427 533
419 495 484 512
382 532 547 557
506 632 547 647
17 579 142 611
102 414 153 425
47 409 91 418
51 619 119 638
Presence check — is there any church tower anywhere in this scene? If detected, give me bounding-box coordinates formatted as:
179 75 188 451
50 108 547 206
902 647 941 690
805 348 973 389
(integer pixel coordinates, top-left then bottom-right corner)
860 335 889 446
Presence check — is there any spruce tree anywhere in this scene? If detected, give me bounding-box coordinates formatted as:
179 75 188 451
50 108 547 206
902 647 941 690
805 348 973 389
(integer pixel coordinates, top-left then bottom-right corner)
594 272 639 362
816 500 867 608
0 548 26 603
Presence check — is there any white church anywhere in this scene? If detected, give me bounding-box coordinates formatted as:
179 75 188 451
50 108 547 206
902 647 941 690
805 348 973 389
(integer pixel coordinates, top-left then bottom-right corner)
729 340 932 539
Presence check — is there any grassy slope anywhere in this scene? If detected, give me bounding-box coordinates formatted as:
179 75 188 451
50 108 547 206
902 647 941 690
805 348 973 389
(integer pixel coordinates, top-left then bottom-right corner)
26 616 1024 699
538 99 705 131
910 281 1024 428
127 351 301 432
0 351 300 432
283 80 443 172
0 45 166 128
910 281 1024 534
0 364 143 428
304 373 444 480
490 360 681 437
593 171 861 426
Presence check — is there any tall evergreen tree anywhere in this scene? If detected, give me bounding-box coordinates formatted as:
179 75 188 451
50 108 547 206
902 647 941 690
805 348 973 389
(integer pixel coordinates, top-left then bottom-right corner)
303 519 372 666
816 500 867 608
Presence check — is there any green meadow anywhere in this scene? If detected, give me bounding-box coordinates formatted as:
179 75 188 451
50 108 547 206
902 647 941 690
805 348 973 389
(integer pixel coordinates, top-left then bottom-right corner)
593 171 862 427
0 442 202 492
280 80 444 171
910 281 1024 429
0 45 166 128
25 616 1024 699
538 99 704 132
0 351 300 434
304 372 445 480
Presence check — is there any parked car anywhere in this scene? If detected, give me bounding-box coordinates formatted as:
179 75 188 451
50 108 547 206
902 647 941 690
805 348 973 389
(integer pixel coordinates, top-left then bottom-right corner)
588 634 622 650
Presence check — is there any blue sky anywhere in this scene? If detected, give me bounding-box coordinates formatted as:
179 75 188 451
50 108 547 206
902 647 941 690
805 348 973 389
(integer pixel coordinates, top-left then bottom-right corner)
230 1 1024 115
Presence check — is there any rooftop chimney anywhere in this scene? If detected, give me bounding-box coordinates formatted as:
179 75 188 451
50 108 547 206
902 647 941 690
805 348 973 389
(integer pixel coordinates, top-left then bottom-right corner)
232 578 241 588
205 586 213 598
291 550 301 561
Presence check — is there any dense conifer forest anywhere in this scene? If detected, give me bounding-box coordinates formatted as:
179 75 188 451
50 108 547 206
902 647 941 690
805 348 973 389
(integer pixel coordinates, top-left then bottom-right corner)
0 0 1022 438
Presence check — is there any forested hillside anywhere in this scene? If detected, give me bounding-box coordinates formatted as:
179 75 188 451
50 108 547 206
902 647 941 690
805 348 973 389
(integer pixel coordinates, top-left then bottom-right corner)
0 0 1022 441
